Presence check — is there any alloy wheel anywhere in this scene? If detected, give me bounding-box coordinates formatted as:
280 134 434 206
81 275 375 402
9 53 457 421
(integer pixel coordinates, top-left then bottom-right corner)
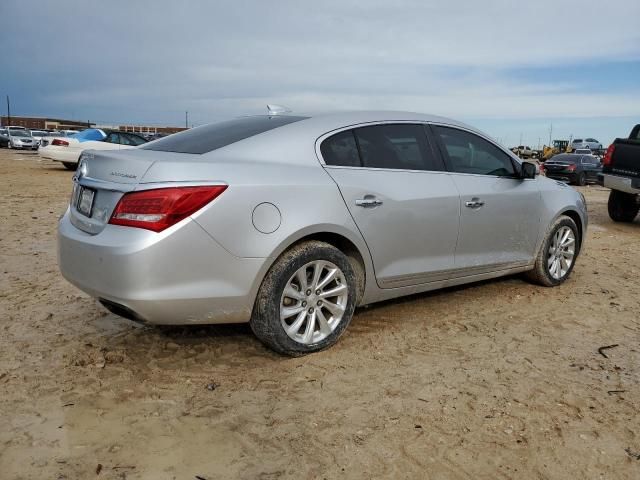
280 260 348 345
547 226 576 280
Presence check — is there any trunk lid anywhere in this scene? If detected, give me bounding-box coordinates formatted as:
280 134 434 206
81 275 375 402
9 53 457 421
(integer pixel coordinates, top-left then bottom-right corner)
69 149 223 234
69 149 158 234
544 161 573 172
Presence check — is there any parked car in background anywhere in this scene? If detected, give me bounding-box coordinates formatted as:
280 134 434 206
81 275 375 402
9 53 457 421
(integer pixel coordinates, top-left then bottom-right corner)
39 131 71 148
39 128 148 169
58 110 588 356
0 128 8 147
572 138 603 151
597 124 640 222
30 130 49 147
6 129 38 150
521 145 533 158
511 145 533 158
542 153 601 185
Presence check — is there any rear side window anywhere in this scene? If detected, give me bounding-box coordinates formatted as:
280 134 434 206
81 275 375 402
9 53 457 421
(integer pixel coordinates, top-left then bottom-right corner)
320 130 360 167
105 132 121 144
354 124 438 171
142 115 308 154
120 133 147 146
434 126 516 177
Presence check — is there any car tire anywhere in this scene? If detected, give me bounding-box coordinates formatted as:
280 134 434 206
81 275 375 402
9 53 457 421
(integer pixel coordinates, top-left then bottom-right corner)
608 190 639 223
250 240 357 356
62 162 77 171
576 172 587 186
525 215 580 287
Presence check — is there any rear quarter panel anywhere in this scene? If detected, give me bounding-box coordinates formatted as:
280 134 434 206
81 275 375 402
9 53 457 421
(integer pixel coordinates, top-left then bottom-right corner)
142 158 375 306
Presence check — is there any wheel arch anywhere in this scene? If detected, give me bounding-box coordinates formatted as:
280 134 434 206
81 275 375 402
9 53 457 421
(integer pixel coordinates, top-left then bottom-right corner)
251 226 373 307
558 208 584 254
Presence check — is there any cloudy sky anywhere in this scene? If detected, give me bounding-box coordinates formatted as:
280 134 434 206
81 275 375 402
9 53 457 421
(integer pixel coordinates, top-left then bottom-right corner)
2 0 639 146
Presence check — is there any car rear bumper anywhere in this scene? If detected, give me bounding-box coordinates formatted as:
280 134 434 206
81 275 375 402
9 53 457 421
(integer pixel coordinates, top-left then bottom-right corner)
545 172 577 183
39 146 79 163
57 209 266 324
597 173 640 194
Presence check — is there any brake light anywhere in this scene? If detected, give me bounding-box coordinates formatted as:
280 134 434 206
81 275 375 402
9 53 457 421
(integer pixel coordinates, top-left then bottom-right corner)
109 186 227 232
567 164 576 172
52 139 69 146
603 144 615 166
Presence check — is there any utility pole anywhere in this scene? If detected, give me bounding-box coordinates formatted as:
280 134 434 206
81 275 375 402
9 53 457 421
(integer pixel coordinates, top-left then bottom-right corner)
519 133 523 146
548 123 553 146
6 95 11 126
185 111 188 128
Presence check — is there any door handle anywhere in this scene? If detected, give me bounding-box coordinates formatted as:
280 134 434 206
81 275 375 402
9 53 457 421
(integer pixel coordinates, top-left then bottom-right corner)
355 196 383 208
465 198 485 209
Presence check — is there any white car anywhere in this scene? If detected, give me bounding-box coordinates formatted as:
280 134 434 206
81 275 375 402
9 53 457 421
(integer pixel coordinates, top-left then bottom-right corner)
574 148 592 155
572 138 603 151
7 129 38 150
30 130 49 147
38 129 148 170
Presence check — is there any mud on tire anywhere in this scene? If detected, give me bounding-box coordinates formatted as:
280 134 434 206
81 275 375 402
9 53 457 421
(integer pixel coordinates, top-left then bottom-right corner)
250 240 357 356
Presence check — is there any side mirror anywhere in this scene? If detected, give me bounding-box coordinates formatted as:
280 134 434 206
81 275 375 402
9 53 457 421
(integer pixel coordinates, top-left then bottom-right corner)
521 161 537 179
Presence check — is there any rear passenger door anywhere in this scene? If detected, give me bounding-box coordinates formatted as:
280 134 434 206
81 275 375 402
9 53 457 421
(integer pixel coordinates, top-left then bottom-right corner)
431 125 541 272
320 123 460 288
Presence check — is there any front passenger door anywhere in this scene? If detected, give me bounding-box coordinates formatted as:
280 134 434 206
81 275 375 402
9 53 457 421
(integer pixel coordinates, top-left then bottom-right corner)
432 125 541 273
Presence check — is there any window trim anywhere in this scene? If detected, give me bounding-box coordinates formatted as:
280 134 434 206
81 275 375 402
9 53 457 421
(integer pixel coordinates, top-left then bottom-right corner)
427 122 524 179
315 121 446 173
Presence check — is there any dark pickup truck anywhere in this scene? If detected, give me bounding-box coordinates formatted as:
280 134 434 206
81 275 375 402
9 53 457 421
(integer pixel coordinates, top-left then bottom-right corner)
597 124 640 222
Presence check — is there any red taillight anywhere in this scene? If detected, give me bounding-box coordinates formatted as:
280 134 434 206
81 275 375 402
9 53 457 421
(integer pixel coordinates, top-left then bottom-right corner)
109 186 227 232
52 139 69 146
567 164 576 172
603 144 615 166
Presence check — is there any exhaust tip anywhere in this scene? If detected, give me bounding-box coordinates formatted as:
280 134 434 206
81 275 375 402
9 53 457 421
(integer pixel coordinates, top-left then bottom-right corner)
99 299 146 323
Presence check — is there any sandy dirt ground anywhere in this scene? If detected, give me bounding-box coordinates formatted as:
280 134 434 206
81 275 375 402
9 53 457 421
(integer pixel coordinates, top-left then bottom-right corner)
0 148 639 480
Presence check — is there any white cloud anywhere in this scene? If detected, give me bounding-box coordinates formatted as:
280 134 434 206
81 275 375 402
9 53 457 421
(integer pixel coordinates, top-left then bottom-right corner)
3 0 640 130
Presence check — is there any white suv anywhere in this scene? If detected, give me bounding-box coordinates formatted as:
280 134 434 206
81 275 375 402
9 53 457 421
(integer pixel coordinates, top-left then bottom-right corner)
572 138 602 150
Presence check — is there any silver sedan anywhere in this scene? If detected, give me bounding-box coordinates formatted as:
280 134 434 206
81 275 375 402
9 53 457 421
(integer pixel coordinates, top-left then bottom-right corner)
58 110 588 355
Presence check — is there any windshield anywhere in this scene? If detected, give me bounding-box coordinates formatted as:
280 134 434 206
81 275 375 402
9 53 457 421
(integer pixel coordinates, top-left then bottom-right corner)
572 139 583 143
10 130 31 137
142 115 309 154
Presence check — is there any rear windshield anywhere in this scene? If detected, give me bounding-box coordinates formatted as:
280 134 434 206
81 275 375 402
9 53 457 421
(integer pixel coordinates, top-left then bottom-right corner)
141 115 308 154
70 129 106 141
550 155 576 163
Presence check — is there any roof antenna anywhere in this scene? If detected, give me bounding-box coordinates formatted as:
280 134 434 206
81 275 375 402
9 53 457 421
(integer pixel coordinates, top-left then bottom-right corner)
267 104 292 115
